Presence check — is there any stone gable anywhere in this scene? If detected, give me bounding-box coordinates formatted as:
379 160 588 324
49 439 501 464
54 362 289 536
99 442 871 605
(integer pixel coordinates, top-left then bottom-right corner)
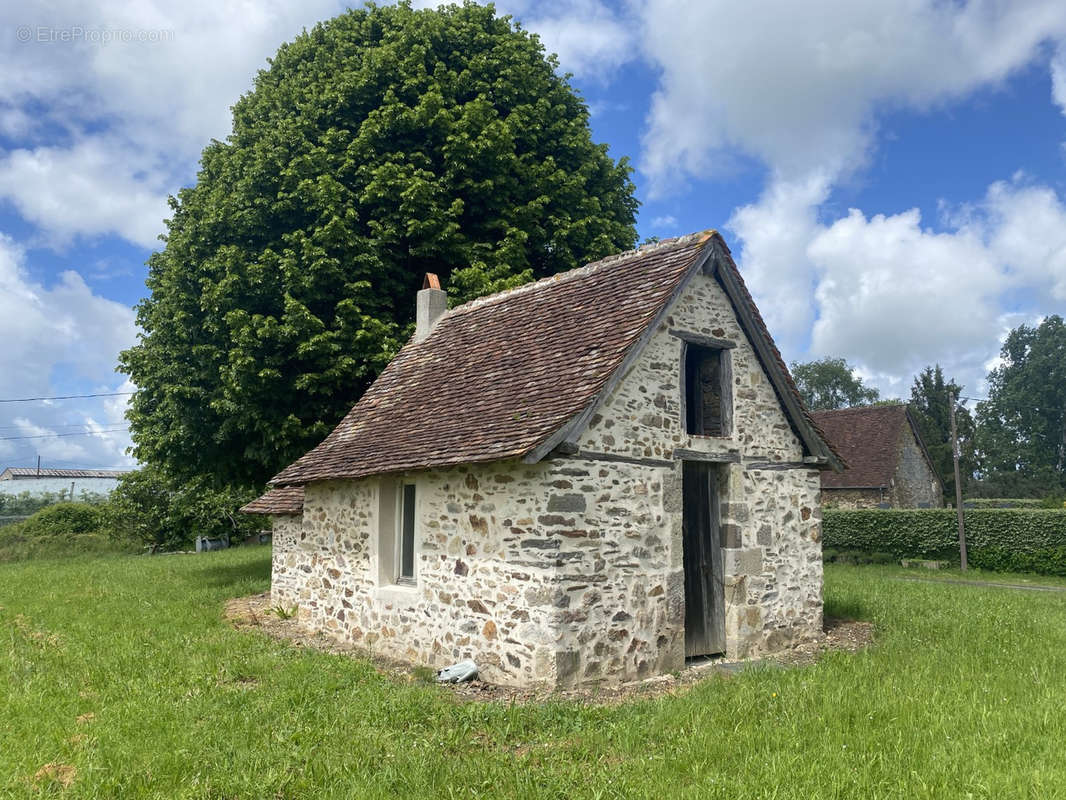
576 270 804 463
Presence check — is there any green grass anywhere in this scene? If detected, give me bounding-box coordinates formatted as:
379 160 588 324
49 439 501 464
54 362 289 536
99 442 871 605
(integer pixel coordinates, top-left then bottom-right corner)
859 562 1066 589
3 552 1066 798
0 529 134 562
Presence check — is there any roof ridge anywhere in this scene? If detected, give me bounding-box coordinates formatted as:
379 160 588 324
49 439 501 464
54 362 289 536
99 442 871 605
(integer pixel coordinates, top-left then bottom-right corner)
811 403 905 414
443 230 717 320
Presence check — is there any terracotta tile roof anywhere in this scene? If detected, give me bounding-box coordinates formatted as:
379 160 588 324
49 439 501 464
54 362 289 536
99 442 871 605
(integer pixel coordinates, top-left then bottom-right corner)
271 233 715 485
240 486 304 515
268 230 842 489
0 467 131 480
810 405 911 489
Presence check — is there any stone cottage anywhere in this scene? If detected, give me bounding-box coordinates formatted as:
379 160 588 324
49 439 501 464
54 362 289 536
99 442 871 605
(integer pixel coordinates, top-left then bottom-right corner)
242 231 843 688
810 405 943 509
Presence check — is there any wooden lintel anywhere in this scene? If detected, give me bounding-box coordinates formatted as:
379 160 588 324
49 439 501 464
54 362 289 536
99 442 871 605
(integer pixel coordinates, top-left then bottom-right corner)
552 448 674 470
672 448 742 463
744 461 822 471
668 330 737 350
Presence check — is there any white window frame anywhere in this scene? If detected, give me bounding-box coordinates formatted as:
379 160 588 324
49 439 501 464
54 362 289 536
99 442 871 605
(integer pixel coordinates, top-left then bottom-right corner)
395 482 417 586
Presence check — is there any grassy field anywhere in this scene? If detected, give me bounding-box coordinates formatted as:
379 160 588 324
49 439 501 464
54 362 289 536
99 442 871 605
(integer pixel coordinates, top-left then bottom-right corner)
3 551 1066 799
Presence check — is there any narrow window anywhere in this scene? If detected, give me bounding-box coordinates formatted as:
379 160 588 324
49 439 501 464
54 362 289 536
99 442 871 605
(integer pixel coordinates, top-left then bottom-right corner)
397 483 417 584
685 345 727 436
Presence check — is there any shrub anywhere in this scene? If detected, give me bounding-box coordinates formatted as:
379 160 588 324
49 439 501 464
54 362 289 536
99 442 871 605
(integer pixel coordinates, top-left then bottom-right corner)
107 467 261 551
823 508 1066 575
12 502 108 537
0 502 133 562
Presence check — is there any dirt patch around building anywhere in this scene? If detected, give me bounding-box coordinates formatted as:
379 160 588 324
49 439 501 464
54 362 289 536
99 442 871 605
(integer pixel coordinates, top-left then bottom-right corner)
224 593 874 705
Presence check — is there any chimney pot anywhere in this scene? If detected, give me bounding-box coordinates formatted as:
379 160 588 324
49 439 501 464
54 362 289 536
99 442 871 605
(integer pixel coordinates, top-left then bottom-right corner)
415 273 447 342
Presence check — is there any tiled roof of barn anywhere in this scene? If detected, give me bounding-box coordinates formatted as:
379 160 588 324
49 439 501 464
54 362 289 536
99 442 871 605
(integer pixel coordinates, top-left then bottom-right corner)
811 405 923 489
240 486 304 515
0 467 131 480
265 230 841 490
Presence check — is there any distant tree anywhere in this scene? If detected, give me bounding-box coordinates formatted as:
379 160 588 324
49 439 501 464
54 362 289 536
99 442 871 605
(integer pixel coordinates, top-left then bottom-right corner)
118 2 639 492
976 315 1066 497
790 357 880 410
908 365 975 501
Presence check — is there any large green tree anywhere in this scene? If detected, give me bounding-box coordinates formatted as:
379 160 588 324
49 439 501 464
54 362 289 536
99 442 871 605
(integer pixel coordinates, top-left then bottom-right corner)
976 315 1066 497
790 357 880 411
120 2 638 491
907 365 974 502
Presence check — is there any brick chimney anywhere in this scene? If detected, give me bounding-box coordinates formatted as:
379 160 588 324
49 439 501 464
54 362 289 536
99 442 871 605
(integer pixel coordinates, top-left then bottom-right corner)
415 273 447 342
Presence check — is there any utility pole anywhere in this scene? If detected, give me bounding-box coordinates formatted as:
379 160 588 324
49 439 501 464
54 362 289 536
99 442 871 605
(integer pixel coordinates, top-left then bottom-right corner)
36 454 41 477
949 390 967 571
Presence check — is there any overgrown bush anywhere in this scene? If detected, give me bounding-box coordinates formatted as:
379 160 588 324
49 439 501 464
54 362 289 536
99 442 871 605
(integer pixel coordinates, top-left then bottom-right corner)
13 502 108 536
823 508 1066 575
107 467 261 551
0 502 133 562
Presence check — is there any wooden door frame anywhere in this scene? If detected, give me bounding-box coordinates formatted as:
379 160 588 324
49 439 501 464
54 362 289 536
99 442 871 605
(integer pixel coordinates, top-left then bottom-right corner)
682 460 726 658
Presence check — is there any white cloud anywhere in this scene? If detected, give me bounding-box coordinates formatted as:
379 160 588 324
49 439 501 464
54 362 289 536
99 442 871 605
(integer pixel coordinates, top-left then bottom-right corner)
0 0 349 246
0 234 136 467
1052 43 1066 115
807 206 1004 395
518 0 637 81
0 138 170 247
726 175 1066 400
649 214 677 230
727 173 830 344
636 0 1066 193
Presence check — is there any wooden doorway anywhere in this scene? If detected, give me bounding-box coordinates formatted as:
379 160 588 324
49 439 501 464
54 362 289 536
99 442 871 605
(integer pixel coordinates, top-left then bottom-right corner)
682 461 725 657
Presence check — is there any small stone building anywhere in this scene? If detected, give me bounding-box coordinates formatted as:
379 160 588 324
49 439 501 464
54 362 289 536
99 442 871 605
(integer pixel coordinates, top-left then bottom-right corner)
810 405 943 509
243 231 843 688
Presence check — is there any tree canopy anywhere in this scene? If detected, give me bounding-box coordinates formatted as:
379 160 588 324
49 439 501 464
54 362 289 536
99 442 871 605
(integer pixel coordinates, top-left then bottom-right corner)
790 357 880 411
976 315 1066 497
907 365 974 501
119 2 638 492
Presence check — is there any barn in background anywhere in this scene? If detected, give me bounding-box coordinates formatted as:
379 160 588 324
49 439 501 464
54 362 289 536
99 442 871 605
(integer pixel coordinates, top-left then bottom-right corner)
811 405 943 509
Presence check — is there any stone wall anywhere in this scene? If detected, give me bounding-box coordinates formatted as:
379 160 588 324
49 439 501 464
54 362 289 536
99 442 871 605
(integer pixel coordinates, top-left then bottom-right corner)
270 514 302 607
271 457 677 687
822 488 885 509
730 466 823 655
892 427 943 508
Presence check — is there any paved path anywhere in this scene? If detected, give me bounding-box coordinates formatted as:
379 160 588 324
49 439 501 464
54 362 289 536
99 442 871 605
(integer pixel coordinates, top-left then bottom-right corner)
890 576 1066 593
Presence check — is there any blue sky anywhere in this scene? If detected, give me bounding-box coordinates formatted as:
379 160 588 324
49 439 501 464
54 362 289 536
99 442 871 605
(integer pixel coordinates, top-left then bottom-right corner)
2 0 1066 469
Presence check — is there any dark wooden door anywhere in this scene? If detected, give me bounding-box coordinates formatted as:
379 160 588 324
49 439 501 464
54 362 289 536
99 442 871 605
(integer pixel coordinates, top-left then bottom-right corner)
683 461 725 657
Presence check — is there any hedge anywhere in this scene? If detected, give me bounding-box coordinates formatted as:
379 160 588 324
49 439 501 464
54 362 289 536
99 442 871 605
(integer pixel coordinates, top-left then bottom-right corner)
961 498 1043 509
823 508 1066 576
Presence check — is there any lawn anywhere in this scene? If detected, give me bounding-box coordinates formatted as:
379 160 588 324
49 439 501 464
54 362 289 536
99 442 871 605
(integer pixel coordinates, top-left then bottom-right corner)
3 551 1066 799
